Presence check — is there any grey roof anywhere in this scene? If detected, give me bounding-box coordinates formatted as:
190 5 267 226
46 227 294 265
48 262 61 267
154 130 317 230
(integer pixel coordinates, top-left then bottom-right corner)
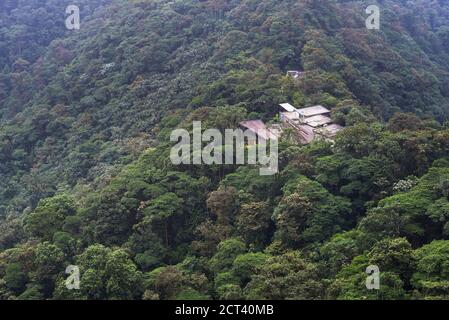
303 115 333 127
297 105 330 117
239 120 280 140
316 123 343 137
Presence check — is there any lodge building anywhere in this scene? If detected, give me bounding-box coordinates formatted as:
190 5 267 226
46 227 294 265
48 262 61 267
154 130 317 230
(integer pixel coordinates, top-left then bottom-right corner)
238 102 343 145
278 103 343 144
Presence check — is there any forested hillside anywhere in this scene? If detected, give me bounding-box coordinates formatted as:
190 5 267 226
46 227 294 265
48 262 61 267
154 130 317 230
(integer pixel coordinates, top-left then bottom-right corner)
1 0 449 300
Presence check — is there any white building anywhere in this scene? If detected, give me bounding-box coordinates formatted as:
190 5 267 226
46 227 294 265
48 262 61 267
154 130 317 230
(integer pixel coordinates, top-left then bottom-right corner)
278 103 343 144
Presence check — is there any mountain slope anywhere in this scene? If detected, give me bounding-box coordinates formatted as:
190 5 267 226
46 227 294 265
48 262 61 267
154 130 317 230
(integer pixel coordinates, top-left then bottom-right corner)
1 0 449 300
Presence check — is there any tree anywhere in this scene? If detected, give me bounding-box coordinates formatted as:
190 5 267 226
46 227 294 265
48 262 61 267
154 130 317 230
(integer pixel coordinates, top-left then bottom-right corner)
209 238 246 274
217 284 243 300
320 230 370 277
176 288 210 300
328 255 408 300
387 113 424 133
329 238 414 300
367 238 415 283
359 206 411 240
359 166 449 244
236 201 272 247
143 193 183 248
53 231 77 256
412 240 449 299
153 266 185 300
274 193 312 247
105 249 143 299
24 194 76 240
4 263 27 294
34 242 65 297
191 219 231 257
331 100 376 126
0 215 25 250
76 244 111 299
17 285 44 300
274 176 351 247
207 187 238 226
232 252 269 285
244 251 324 300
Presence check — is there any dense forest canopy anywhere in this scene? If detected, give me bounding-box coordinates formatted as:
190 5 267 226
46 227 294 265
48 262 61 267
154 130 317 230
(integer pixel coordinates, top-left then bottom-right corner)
1 0 449 300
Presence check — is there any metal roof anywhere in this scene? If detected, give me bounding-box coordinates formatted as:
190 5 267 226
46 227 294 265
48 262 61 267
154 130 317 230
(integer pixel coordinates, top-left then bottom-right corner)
303 115 333 127
315 123 343 137
279 103 297 112
239 120 279 140
297 125 315 144
297 105 330 117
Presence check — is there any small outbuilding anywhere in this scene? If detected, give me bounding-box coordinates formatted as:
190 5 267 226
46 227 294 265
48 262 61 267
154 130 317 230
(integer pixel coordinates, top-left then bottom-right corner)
286 71 305 79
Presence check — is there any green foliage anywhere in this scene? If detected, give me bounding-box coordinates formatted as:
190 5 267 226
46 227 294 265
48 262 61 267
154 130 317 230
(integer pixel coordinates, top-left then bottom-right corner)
236 201 272 247
360 166 449 244
24 194 76 240
4 263 27 294
412 240 449 299
176 288 210 300
209 238 246 274
104 249 143 299
274 176 351 247
216 284 243 300
328 239 411 300
244 251 324 300
232 253 269 285
2 0 449 301
17 285 44 300
319 230 371 277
